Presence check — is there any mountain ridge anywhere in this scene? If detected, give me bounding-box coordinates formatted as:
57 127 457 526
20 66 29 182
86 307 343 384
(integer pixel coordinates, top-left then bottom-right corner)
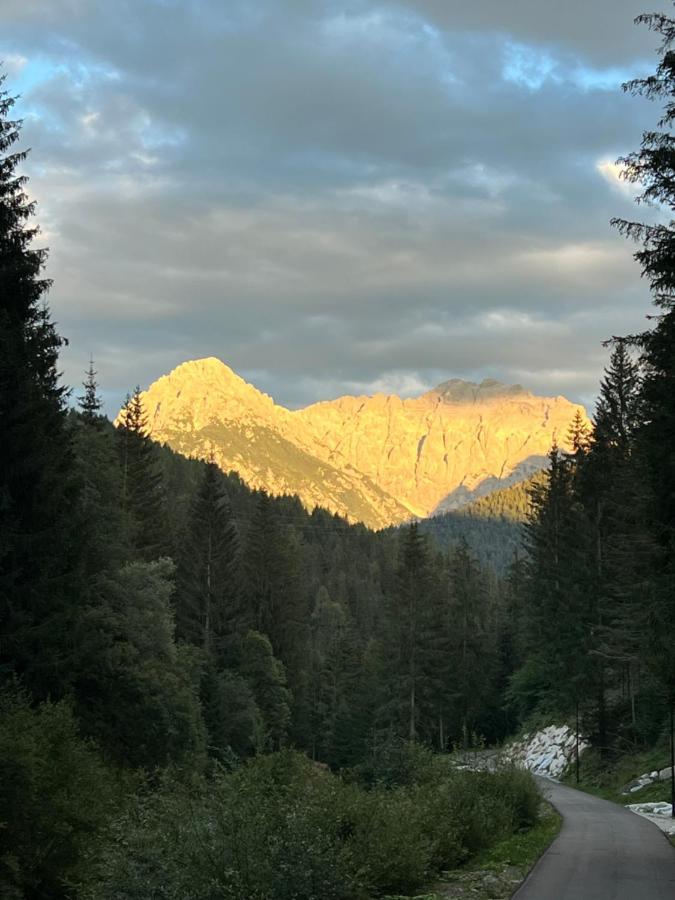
123 357 589 529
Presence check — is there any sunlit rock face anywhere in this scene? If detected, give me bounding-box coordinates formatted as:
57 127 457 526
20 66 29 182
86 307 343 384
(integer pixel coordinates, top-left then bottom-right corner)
127 357 588 529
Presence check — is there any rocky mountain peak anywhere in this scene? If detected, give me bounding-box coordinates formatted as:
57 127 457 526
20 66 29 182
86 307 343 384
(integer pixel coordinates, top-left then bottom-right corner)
424 377 529 405
125 358 589 528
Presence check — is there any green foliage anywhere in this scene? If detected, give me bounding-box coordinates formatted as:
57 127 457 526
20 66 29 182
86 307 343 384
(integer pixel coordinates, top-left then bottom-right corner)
73 560 205 768
117 387 172 561
83 750 541 900
0 685 120 899
200 666 260 758
175 460 240 655
238 630 292 751
418 511 522 574
0 79 80 701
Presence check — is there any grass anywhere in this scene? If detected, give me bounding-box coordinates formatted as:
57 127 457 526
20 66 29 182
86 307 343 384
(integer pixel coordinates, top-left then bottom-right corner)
563 743 673 807
468 802 562 872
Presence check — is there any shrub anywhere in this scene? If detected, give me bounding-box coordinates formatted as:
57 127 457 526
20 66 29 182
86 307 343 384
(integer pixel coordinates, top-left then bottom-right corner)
0 685 119 899
345 787 433 896
84 750 541 900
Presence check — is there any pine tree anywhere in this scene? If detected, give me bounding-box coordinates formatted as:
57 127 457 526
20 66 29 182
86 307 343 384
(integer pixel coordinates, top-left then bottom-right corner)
117 386 172 561
612 10 675 784
241 494 307 675
444 540 492 748
176 461 240 657
510 447 592 722
383 524 436 742
582 343 653 744
77 356 103 423
0 77 79 698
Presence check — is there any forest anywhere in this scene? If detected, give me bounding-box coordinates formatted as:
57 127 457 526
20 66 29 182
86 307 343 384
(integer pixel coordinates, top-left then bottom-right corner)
2 10 675 900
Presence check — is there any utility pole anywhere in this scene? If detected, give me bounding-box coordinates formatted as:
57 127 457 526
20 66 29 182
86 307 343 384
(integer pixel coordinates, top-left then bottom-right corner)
575 698 580 785
670 699 674 819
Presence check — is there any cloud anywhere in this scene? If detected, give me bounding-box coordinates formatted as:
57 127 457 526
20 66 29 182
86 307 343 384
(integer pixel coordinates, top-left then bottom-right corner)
596 159 640 198
0 0 659 414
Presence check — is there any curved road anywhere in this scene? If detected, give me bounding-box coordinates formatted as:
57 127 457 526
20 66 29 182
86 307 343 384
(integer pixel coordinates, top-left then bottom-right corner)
514 779 675 899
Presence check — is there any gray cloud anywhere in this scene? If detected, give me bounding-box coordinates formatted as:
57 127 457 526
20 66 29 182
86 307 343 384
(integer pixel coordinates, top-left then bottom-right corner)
396 1 657 65
0 0 662 414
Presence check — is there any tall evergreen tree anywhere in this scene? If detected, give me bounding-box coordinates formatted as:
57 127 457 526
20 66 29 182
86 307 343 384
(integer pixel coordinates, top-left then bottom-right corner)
510 447 592 722
383 524 435 742
613 11 675 789
0 78 79 698
117 386 172 561
241 494 307 676
439 540 493 748
77 356 103 423
176 461 240 656
583 343 653 743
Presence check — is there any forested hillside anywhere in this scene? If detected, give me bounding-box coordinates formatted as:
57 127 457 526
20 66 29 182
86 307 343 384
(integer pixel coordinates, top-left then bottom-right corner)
3 6 675 897
418 476 541 571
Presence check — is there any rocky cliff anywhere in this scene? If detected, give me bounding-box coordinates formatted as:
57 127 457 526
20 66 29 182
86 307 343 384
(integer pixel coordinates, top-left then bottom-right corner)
125 357 588 529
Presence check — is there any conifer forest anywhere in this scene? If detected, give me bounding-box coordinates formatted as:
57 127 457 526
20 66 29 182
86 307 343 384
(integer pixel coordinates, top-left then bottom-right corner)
2 7 675 900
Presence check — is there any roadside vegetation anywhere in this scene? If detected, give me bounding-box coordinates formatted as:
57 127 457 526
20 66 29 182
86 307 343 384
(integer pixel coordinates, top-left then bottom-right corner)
1 708 542 900
565 741 673 807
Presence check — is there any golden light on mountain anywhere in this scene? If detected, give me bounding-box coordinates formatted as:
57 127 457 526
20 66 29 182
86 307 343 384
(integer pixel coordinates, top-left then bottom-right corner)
121 358 589 529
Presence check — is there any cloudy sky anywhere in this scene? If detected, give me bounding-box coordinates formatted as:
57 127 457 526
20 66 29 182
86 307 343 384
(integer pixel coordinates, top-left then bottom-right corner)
1 0 664 413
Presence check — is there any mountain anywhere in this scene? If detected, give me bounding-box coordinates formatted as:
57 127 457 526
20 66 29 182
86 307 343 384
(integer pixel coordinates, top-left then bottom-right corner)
123 357 588 529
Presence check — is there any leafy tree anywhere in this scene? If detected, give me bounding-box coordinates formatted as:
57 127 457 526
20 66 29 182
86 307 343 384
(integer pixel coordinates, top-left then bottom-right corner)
73 559 205 768
0 684 118 899
238 630 292 752
200 667 260 757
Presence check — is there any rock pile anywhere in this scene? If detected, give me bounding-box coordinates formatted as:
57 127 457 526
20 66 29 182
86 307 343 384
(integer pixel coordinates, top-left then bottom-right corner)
502 725 588 779
625 800 675 837
626 801 673 816
621 767 674 795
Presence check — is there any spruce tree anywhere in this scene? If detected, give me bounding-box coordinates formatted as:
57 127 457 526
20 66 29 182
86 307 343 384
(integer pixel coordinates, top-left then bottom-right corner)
176 460 240 656
0 77 78 698
384 524 435 742
583 343 652 743
77 356 103 423
117 386 172 561
241 493 307 675
511 447 592 722
613 10 675 791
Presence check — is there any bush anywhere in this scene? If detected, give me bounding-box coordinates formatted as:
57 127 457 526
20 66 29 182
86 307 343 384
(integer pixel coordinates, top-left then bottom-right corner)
345 788 433 896
84 750 541 900
0 685 120 899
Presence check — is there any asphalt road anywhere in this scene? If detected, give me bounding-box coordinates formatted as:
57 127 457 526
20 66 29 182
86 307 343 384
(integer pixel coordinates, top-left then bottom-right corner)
514 779 675 899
